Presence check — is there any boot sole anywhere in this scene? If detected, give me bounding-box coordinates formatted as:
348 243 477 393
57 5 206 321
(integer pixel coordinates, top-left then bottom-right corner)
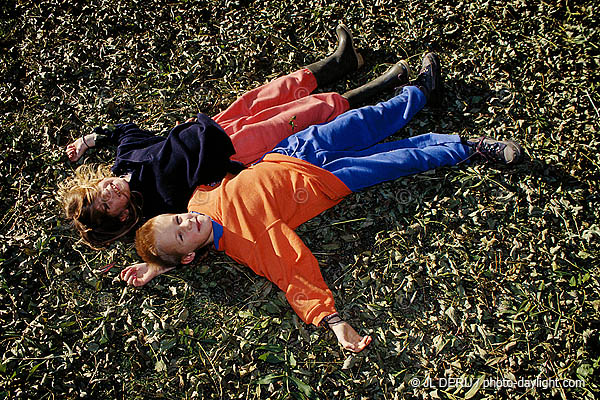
337 24 364 70
425 52 443 107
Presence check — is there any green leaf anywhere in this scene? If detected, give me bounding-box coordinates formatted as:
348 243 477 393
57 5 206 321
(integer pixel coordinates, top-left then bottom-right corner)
258 352 284 364
159 338 177 353
27 361 45 380
289 375 317 399
261 302 281 314
256 345 283 352
569 276 577 287
255 373 284 385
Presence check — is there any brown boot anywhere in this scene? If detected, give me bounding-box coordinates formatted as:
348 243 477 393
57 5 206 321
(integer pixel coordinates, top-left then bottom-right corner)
342 60 411 108
305 24 364 87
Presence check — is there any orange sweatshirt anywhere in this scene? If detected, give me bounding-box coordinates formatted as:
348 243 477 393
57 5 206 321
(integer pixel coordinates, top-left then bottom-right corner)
188 153 352 326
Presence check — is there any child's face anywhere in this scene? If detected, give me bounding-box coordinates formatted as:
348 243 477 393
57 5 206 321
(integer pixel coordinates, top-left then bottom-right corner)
94 177 131 221
154 213 214 262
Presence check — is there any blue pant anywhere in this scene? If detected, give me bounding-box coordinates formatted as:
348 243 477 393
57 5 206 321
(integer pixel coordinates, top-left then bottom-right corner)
270 86 470 192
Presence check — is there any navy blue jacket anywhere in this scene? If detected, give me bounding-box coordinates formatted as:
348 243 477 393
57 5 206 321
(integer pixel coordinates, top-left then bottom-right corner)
96 114 243 219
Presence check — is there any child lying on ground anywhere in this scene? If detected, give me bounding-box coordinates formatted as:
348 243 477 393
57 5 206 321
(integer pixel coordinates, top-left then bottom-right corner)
122 54 523 352
60 24 376 247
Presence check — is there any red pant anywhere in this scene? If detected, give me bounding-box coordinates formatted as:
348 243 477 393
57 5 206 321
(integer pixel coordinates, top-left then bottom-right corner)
212 69 350 166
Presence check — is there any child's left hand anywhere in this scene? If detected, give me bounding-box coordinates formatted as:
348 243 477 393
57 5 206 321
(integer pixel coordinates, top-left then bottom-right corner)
120 262 170 286
330 321 372 353
66 134 93 162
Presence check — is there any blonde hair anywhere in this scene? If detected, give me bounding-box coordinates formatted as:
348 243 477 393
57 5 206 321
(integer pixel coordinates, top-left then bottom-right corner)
59 164 142 248
135 216 182 267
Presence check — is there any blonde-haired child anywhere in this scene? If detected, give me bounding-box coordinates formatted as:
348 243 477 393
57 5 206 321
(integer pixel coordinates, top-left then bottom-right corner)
59 164 142 247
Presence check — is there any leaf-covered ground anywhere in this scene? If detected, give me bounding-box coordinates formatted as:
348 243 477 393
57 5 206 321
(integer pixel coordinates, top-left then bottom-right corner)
1 0 599 399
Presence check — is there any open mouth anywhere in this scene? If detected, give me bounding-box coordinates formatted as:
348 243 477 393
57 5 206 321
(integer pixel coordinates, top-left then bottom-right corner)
110 182 122 197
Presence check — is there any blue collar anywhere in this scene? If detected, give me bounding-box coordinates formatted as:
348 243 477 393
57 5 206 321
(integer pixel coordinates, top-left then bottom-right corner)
211 219 223 250
191 211 223 250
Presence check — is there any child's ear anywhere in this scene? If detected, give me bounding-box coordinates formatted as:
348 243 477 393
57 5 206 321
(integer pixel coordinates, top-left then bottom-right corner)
181 252 195 265
119 209 130 222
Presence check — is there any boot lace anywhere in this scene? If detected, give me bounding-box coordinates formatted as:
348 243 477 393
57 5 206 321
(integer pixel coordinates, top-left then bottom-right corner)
473 137 506 163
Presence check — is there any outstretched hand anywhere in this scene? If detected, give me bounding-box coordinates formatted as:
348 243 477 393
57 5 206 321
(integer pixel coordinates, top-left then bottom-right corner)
330 321 372 353
66 133 96 162
66 137 89 162
120 262 171 287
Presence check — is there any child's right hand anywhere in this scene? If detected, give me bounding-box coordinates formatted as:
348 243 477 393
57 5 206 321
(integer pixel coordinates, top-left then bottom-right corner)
120 262 165 287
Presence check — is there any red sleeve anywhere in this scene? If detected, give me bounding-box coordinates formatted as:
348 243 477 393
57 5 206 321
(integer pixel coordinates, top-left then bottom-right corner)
250 220 337 326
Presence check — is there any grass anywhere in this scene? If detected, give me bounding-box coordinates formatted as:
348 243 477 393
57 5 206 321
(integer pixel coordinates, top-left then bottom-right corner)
1 0 599 399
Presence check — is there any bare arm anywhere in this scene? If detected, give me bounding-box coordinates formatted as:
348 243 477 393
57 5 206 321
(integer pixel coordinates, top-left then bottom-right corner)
66 133 97 162
120 262 174 287
323 313 372 353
